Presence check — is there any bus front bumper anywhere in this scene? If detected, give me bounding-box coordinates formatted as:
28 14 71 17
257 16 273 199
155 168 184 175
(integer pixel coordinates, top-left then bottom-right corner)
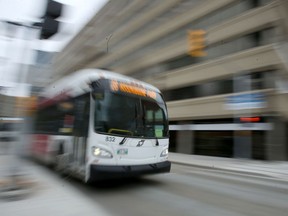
89 161 171 181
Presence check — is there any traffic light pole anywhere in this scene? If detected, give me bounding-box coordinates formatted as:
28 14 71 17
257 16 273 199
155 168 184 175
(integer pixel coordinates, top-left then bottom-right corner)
5 21 41 84
0 21 40 197
0 0 63 198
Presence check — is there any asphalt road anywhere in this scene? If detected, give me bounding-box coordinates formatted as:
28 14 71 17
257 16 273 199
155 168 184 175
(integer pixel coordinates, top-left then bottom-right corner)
63 164 288 216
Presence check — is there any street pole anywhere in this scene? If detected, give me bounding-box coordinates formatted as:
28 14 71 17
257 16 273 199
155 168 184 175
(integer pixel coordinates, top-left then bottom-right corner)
0 21 39 195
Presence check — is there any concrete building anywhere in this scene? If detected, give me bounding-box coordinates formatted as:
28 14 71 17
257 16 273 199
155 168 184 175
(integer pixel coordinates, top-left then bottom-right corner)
52 0 288 160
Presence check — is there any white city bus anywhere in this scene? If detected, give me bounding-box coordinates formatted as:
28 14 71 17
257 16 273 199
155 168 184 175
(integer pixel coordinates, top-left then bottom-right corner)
31 69 171 182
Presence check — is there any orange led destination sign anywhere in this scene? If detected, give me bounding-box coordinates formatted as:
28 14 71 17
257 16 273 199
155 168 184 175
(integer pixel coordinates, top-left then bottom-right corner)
110 80 157 99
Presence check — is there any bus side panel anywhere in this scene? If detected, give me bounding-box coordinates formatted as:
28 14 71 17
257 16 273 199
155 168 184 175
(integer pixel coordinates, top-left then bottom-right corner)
31 134 50 164
31 134 48 155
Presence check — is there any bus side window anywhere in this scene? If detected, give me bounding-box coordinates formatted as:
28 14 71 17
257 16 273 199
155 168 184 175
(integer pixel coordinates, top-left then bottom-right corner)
73 94 90 137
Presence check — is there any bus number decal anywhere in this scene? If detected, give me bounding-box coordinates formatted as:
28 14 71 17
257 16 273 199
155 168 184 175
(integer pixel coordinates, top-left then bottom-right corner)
105 136 115 142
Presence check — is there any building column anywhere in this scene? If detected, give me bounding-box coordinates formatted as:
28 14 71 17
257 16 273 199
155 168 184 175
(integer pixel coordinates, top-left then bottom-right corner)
266 117 287 161
176 130 194 154
233 130 252 159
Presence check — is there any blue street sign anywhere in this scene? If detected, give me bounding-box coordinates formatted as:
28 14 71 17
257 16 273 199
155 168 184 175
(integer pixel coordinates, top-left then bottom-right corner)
225 93 266 110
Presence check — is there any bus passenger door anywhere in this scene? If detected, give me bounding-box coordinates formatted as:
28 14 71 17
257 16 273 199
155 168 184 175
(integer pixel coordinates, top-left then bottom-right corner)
72 94 90 173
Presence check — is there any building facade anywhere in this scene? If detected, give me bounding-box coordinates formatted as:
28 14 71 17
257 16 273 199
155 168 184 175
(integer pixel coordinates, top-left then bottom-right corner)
52 0 288 160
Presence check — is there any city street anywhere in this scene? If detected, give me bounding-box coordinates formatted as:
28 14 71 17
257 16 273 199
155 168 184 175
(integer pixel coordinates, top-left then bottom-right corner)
1 156 288 216
64 163 288 216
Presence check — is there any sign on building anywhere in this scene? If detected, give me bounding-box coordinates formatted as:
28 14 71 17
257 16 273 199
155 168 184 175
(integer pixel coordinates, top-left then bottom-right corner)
225 93 266 110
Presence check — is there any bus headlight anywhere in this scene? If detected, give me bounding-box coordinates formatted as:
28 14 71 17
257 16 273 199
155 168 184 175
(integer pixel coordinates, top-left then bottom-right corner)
92 147 113 158
160 148 168 157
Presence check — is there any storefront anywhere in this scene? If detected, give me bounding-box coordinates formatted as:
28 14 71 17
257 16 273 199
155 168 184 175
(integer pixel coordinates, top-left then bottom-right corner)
168 117 282 160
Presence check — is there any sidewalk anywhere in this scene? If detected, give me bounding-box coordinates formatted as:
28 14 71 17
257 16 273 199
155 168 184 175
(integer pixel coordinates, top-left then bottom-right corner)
169 153 288 181
0 159 113 216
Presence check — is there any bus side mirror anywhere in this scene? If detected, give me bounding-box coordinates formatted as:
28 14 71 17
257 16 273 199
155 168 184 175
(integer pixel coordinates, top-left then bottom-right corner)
90 81 105 100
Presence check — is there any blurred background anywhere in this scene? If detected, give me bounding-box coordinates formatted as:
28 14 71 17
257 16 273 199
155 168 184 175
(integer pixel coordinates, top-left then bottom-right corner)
1 0 288 161
1 1 288 215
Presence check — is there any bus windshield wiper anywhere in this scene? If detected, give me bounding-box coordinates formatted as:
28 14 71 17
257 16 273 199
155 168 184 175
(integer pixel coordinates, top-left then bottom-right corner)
119 137 127 145
155 137 159 146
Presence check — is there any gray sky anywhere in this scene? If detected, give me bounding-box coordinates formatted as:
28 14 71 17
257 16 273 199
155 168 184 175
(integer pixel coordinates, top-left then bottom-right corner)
0 0 107 87
0 0 108 51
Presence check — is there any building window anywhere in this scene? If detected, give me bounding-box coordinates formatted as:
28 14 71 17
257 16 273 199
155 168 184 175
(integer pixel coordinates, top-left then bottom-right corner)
110 0 256 70
130 27 276 78
162 70 275 102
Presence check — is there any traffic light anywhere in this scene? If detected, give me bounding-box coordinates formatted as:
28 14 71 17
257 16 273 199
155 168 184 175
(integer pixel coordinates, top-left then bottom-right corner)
40 0 63 39
187 30 207 57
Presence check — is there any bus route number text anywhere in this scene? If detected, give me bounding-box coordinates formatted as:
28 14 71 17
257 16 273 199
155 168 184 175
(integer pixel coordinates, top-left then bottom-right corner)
106 136 115 142
110 80 157 100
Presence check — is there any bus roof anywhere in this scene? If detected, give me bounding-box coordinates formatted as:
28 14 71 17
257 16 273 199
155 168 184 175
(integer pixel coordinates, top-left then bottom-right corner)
40 69 161 99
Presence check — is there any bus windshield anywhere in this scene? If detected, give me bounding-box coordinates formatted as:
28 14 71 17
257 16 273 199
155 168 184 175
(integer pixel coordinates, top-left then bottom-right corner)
94 92 169 138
